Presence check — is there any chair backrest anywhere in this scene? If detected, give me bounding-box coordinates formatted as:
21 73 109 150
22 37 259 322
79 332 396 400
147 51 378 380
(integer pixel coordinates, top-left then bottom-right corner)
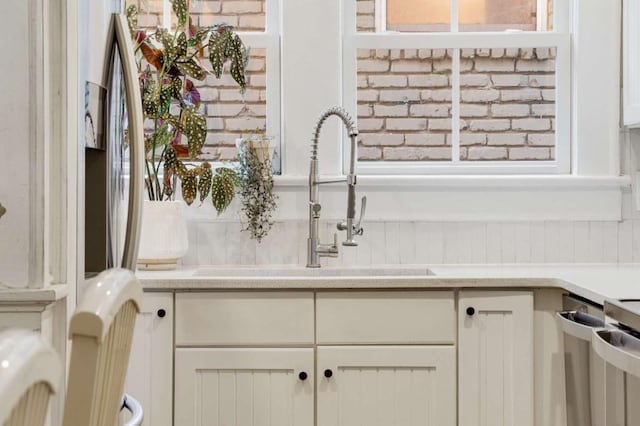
0 329 61 426
63 268 142 426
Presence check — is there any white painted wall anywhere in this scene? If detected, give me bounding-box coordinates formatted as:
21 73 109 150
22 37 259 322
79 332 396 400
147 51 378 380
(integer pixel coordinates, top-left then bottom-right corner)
0 0 37 287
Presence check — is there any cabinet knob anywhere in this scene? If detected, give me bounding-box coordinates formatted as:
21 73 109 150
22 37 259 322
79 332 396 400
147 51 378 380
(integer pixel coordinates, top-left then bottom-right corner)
466 307 475 316
298 371 308 381
157 309 166 318
324 369 333 378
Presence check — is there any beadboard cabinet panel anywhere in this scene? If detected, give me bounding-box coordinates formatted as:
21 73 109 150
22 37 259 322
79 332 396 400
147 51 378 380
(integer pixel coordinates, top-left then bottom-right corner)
458 291 534 426
317 346 456 426
174 348 314 426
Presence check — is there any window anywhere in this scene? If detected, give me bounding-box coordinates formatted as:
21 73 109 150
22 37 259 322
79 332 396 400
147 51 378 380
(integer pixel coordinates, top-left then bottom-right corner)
134 0 281 164
345 0 569 174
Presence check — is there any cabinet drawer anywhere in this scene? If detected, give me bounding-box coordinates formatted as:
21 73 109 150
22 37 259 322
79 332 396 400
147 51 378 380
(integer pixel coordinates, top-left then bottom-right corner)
175 292 314 345
316 291 455 344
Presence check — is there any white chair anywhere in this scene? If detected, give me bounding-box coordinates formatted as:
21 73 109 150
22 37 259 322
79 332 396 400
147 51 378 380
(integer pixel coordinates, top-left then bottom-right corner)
0 329 61 426
63 268 143 426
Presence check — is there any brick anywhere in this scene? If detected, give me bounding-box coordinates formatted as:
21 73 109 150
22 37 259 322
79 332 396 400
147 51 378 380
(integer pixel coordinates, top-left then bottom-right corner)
245 104 266 116
226 117 266 131
358 59 390 72
357 0 375 14
375 49 390 59
528 134 555 146
239 15 265 30
358 75 368 88
222 1 262 13
512 118 551 131
516 59 555 72
369 75 408 88
491 74 528 87
219 89 260 102
205 132 241 146
408 75 449 87
246 57 265 72
535 48 551 59
390 50 402 60
432 49 447 59
504 48 520 58
461 89 500 103
387 118 427 131
491 48 505 58
461 49 475 58
508 147 551 160
374 105 408 117
206 117 224 130
428 119 452 131
358 118 384 131
469 119 510 131
460 133 487 146
360 133 404 146
468 147 508 160
405 134 447 146
216 147 239 160
383 147 451 160
200 88 219 102
500 89 542 102
358 49 372 59
379 89 420 102
476 48 491 57
460 74 490 87
207 103 245 117
391 60 432 73
421 89 452 102
487 133 526 145
358 89 379 102
433 59 452 72
474 58 515 72
358 104 373 117
460 104 489 117
358 147 382 160
491 104 530 117
528 75 555 88
542 89 556 101
357 15 375 30
250 75 266 87
460 59 474 72
531 104 555 117
418 49 432 59
200 14 238 27
519 48 535 59
410 104 449 117
403 49 419 59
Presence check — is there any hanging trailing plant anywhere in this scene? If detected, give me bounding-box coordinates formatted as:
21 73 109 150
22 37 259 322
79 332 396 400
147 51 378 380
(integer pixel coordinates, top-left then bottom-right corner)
236 137 278 242
127 0 247 213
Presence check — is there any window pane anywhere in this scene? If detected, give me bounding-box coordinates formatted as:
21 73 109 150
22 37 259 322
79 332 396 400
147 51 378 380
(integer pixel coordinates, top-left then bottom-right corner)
458 0 537 32
459 48 556 162
134 0 266 32
197 48 268 161
387 0 450 32
386 0 549 32
357 49 453 161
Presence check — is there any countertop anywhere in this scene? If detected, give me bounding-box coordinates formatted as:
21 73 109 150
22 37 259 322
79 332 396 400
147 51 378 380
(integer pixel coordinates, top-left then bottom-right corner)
135 264 640 305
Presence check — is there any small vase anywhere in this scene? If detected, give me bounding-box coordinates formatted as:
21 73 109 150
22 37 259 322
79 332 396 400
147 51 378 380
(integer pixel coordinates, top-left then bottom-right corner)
137 200 189 270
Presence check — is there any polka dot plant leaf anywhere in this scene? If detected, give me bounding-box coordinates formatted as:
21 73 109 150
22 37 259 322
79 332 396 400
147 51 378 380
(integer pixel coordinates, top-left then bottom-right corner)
211 171 236 214
197 162 213 202
182 107 207 159
181 169 198 206
170 0 188 28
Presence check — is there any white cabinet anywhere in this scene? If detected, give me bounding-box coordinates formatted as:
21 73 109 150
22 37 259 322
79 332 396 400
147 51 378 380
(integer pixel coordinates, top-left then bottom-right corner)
623 0 640 126
317 346 456 426
123 293 173 426
174 348 314 426
458 291 534 426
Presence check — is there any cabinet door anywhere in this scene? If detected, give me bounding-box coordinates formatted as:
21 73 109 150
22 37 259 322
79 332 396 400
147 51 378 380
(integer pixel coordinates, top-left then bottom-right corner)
175 348 314 426
317 346 456 426
122 292 173 426
458 291 533 426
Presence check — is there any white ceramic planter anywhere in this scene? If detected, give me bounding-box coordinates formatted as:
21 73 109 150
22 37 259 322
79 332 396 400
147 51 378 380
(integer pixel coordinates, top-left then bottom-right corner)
137 200 189 270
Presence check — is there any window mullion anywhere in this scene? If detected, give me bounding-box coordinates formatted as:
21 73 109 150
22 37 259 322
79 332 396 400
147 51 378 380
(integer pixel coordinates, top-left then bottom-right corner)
451 48 460 163
451 0 459 32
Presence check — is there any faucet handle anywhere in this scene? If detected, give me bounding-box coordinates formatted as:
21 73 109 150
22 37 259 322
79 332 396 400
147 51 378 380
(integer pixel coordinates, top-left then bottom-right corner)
354 196 367 235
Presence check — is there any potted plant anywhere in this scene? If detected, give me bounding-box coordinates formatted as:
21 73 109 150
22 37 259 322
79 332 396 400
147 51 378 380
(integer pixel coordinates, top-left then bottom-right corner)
127 0 247 269
0 203 5 220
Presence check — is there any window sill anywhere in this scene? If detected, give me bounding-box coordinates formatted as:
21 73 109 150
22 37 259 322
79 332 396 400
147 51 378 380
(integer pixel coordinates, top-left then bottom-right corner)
271 175 630 221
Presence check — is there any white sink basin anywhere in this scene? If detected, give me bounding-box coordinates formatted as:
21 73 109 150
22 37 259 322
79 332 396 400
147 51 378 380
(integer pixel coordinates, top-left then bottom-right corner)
192 266 434 278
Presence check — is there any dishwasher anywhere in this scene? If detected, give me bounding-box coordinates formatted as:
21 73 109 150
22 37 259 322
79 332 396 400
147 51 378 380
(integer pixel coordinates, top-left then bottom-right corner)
594 299 640 426
556 295 607 426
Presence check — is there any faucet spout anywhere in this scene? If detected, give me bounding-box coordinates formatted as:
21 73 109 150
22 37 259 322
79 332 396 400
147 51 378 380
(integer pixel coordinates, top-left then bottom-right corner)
307 107 364 268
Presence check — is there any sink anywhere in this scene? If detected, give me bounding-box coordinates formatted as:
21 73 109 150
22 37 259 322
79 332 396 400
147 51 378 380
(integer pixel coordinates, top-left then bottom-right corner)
192 266 434 278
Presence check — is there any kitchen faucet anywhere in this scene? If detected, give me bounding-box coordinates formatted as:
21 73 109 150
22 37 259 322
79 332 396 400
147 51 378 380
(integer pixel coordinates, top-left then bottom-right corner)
307 107 367 268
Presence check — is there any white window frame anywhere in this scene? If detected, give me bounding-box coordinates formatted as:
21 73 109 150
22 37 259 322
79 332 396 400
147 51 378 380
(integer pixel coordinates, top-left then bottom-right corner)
343 0 570 175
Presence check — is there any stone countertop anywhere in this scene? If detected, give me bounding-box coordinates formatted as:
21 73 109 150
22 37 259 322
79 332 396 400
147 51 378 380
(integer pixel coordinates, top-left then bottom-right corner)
135 264 640 305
